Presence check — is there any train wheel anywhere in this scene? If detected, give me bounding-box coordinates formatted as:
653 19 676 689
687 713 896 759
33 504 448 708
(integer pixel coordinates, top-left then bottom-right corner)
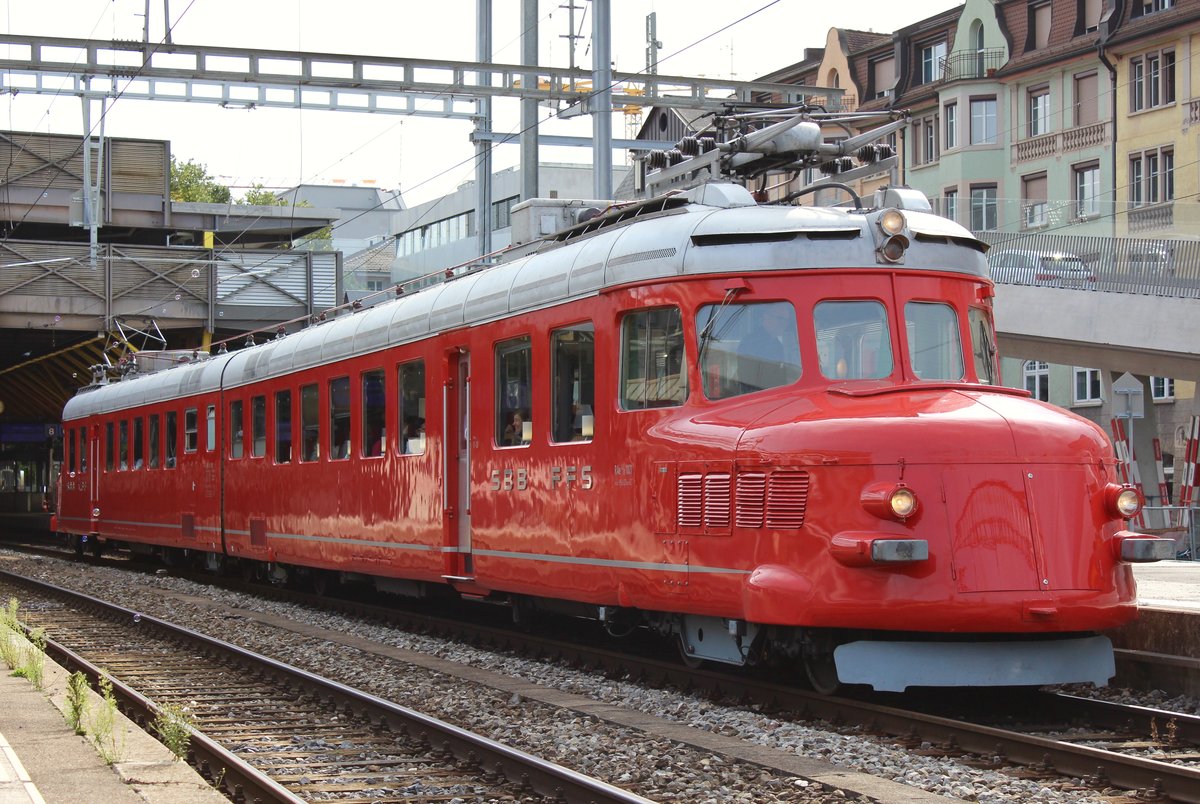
677 634 705 669
90 536 103 559
72 535 84 557
804 651 841 695
311 569 337 597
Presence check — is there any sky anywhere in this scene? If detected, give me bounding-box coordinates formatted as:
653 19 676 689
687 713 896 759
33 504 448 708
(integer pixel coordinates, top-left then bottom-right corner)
0 0 962 206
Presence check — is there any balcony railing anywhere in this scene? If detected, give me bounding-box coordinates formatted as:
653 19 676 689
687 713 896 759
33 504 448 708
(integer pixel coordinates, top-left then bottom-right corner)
1013 121 1110 163
939 48 1006 83
1129 202 1174 232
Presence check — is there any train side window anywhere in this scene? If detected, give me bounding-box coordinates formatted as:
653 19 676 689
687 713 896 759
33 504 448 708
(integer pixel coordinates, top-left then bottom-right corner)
905 301 964 381
165 411 177 468
697 301 800 399
229 400 244 459
133 417 144 469
79 427 87 473
968 307 997 384
251 395 266 458
184 408 198 453
620 307 687 409
551 323 595 442
814 301 894 380
329 377 351 460
118 420 129 470
496 336 532 446
105 422 114 471
67 428 76 473
398 361 426 455
148 414 160 469
300 384 320 461
206 405 216 452
275 390 292 463
361 370 386 458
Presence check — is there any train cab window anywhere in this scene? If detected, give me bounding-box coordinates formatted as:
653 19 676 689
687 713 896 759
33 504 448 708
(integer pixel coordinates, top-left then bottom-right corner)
275 390 292 463
251 395 266 458
148 415 160 469
905 302 964 381
67 428 76 473
184 408 198 453
551 324 595 443
329 377 351 460
697 301 800 399
814 301 894 380
165 411 178 468
969 307 998 384
620 307 687 409
496 337 532 446
399 361 426 455
206 405 216 452
105 423 113 471
361 370 386 457
118 420 129 470
229 401 244 459
300 384 320 461
133 417 144 469
79 427 87 473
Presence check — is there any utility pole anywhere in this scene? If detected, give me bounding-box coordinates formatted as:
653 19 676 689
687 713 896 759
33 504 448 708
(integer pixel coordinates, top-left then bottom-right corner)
475 0 493 257
559 0 584 90
590 0 612 200
646 12 661 74
520 0 538 202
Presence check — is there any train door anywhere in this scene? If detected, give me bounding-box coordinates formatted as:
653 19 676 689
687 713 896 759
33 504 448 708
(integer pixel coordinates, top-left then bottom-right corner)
444 348 473 579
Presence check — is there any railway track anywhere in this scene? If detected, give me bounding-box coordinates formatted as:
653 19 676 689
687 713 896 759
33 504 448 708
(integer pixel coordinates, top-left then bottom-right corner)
0 567 651 804
4 541 1200 802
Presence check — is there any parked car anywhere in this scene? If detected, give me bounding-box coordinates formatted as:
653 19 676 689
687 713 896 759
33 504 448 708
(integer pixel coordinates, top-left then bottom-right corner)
988 249 1097 288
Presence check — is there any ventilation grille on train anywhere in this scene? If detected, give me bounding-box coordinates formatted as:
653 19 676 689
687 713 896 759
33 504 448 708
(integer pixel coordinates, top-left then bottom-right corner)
679 469 809 531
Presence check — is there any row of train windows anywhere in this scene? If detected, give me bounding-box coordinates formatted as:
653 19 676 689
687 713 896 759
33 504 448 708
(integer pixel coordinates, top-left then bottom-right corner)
63 299 994 473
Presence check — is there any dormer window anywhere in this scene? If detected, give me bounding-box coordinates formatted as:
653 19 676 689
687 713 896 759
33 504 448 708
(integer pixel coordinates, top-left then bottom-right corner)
920 40 947 84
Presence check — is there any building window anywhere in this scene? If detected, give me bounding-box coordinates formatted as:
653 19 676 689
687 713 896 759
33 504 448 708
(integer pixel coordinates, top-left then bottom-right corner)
1022 173 1048 228
551 323 596 442
920 40 947 84
1073 162 1100 219
620 307 687 410
365 273 388 292
1130 50 1175 112
1152 376 1175 400
1074 367 1102 404
491 195 519 231
1130 147 1174 206
1074 72 1098 126
1134 0 1175 17
1078 0 1102 33
1030 2 1052 49
497 336 533 446
943 188 958 222
1024 360 1049 402
1028 87 1051 137
970 184 998 230
970 97 997 144
944 103 957 150
915 116 938 164
871 56 895 99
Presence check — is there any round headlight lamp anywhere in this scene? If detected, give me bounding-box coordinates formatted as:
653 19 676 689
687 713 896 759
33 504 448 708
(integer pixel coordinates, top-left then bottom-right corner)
878 208 906 236
1104 484 1143 520
889 487 918 518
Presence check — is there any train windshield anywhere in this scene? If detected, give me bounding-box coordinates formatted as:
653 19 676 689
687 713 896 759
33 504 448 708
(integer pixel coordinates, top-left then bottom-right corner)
904 302 964 381
697 301 801 399
814 301 893 380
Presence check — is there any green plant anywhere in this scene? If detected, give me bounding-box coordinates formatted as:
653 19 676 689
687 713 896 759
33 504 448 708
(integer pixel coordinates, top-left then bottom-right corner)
151 703 193 760
12 627 46 689
65 671 90 734
90 675 125 764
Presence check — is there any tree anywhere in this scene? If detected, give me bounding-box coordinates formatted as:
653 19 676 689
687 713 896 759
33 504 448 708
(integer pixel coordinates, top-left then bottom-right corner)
239 183 285 206
169 156 231 203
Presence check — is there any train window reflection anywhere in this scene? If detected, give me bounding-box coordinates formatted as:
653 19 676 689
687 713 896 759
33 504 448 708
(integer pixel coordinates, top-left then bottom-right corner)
148 415 160 469
496 337 532 446
905 302 964 381
621 307 687 409
697 301 800 399
551 323 595 443
118 420 129 470
329 377 351 460
275 390 293 464
969 307 997 384
814 301 894 380
133 417 144 469
184 408 198 453
165 412 177 468
361 370 386 457
229 401 244 459
399 361 426 455
206 405 216 452
300 384 319 462
251 396 266 458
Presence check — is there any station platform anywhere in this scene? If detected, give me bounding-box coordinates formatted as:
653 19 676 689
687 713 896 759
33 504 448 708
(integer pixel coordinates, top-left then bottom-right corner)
1111 560 1200 695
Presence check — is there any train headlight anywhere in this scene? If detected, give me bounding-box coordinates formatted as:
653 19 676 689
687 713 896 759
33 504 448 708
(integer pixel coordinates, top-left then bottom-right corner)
878 208 906 236
861 482 919 521
1104 484 1142 519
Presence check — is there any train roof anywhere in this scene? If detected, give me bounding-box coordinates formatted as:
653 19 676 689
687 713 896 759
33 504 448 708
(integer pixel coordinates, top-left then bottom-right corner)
64 183 987 420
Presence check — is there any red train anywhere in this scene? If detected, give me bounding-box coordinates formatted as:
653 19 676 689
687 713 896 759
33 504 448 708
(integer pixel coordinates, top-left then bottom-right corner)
54 181 1174 692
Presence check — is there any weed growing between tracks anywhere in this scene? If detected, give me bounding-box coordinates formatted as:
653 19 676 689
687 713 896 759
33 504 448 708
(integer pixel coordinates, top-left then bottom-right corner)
0 597 46 689
91 675 126 764
152 703 194 760
65 671 90 734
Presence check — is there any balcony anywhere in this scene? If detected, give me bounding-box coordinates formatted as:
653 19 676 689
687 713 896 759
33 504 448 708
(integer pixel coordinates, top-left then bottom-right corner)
1185 98 1200 129
1130 202 1174 232
939 48 1006 83
1013 121 1110 163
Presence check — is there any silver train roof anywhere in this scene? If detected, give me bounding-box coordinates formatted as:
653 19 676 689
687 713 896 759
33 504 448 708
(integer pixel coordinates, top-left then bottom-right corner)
64 183 987 420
